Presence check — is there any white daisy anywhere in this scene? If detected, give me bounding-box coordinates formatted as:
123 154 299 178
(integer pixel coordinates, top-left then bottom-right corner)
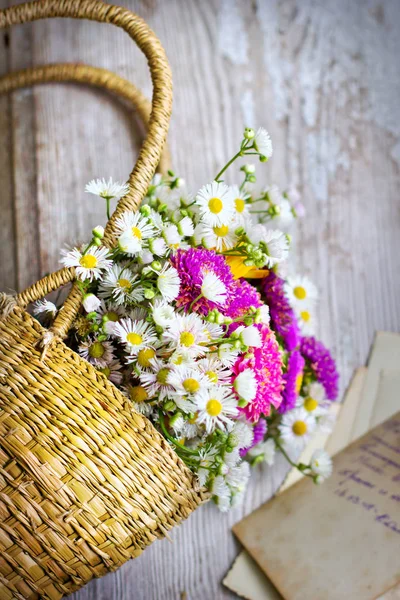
115 210 155 239
257 304 270 325
32 299 57 318
139 357 174 401
167 365 210 398
236 325 262 348
201 271 227 305
195 386 238 433
279 407 316 450
151 299 175 328
96 301 125 334
202 321 224 343
98 264 143 305
127 346 159 369
177 216 194 237
163 223 182 250
247 438 276 466
310 449 333 481
317 411 337 434
229 419 254 450
233 368 258 402
163 313 209 357
171 414 200 441
60 245 112 282
149 237 168 257
127 384 153 416
284 275 318 308
211 475 231 511
82 294 101 313
78 338 114 368
85 177 129 200
271 198 295 229
195 181 235 227
157 264 181 302
218 343 239 367
253 127 273 159
296 306 317 336
231 185 249 223
262 229 289 267
197 447 218 487
197 356 232 385
194 221 238 252
222 460 250 490
296 382 328 417
97 359 123 385
113 318 157 354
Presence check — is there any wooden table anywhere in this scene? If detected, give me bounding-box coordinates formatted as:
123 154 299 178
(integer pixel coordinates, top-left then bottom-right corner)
1 1 399 598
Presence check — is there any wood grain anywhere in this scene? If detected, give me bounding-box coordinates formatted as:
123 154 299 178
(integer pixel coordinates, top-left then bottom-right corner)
0 0 399 598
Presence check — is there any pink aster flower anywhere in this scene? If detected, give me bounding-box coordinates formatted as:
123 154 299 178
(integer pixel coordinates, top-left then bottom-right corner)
171 248 236 315
232 323 284 422
300 336 339 400
279 350 305 413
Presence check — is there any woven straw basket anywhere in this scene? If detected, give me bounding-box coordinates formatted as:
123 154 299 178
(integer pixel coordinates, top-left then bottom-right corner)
0 2 207 599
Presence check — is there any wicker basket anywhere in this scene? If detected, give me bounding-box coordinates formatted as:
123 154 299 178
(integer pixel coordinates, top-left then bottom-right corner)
0 2 206 599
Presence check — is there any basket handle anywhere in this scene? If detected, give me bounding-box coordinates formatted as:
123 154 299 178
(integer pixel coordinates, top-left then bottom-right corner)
0 0 173 342
0 62 172 311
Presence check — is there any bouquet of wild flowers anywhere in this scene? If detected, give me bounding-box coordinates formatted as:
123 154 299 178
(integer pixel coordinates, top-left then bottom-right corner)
36 127 339 511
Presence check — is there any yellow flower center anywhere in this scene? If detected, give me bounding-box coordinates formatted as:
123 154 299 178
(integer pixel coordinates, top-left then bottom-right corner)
292 420 307 436
206 370 218 384
106 311 120 322
293 286 307 300
235 198 245 213
118 277 132 291
157 367 170 385
206 399 223 417
300 310 311 322
183 378 200 393
79 254 98 269
130 385 148 403
304 397 318 412
295 373 303 394
88 341 105 359
100 366 111 377
131 226 142 239
208 197 223 214
173 355 184 365
180 331 195 347
213 224 229 237
126 332 143 346
137 348 156 368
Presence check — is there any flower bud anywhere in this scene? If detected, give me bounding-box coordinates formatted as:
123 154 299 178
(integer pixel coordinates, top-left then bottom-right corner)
83 293 101 313
144 288 156 299
151 260 162 271
92 236 102 246
163 400 176 412
244 127 255 140
92 225 104 238
248 175 256 183
140 204 151 216
243 163 256 174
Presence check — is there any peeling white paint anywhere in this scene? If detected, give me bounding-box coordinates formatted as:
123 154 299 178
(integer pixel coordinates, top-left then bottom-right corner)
307 130 349 202
217 0 248 66
391 141 400 165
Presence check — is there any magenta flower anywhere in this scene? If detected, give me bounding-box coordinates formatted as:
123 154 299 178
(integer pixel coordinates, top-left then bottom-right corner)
233 323 284 422
225 279 263 320
260 271 300 351
300 336 339 400
279 350 305 413
171 248 235 315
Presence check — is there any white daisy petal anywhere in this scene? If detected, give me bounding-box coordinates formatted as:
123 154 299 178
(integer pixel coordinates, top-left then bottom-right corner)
85 177 129 200
157 264 180 302
60 245 112 282
201 271 227 305
195 181 235 227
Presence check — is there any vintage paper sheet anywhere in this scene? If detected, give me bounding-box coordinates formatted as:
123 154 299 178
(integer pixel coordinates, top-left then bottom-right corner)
224 339 400 599
233 412 400 600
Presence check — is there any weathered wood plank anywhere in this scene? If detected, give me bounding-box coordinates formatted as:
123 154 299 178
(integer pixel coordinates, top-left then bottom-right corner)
0 0 399 598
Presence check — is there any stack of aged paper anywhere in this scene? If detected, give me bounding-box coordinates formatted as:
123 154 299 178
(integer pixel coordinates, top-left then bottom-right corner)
224 331 400 600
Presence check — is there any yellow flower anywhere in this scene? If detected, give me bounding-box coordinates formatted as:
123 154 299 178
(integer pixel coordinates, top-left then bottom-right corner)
225 255 269 280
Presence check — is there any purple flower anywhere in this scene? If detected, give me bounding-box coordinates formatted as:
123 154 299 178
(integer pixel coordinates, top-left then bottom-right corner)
300 336 339 400
261 271 300 351
225 279 263 320
171 248 236 315
279 350 305 413
240 418 267 457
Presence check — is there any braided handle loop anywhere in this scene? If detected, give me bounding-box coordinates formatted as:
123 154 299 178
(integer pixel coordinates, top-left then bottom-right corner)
0 0 173 338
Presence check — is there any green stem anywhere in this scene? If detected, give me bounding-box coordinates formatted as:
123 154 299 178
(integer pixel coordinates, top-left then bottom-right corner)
274 438 313 477
158 411 199 456
189 293 203 312
105 197 111 220
215 150 243 182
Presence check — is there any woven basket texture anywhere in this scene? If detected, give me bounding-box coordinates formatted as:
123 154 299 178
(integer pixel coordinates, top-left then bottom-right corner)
0 307 205 600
